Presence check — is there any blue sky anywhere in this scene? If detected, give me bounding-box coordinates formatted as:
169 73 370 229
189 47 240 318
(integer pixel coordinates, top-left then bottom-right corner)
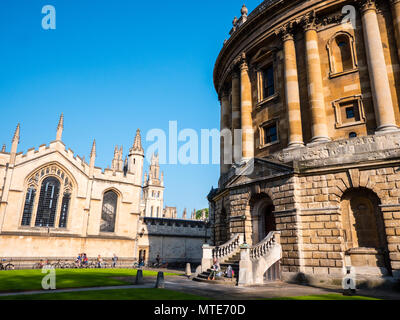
0 0 261 217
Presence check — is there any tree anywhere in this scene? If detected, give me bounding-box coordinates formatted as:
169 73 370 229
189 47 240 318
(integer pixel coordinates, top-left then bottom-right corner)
195 208 209 220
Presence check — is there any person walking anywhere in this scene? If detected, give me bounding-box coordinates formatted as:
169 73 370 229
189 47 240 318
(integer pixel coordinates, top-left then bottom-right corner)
112 254 118 268
97 255 103 268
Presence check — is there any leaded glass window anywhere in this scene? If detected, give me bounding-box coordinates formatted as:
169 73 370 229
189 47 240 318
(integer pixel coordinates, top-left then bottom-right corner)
35 177 60 227
58 192 71 228
21 188 36 226
100 190 118 232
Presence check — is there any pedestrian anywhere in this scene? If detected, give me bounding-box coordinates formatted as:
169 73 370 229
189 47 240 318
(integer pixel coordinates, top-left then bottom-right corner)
112 254 118 268
97 255 103 268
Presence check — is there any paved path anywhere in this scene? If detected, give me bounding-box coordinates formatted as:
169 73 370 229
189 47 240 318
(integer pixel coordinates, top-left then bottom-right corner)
0 275 399 299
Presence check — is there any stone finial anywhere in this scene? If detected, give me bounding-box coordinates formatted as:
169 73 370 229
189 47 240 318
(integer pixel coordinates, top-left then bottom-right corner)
133 129 143 152
233 16 238 27
56 113 64 141
183 208 187 219
241 4 248 17
1 144 6 153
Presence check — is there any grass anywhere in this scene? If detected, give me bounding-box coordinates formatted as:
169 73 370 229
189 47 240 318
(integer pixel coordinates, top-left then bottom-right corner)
0 288 208 300
0 269 181 293
269 294 380 300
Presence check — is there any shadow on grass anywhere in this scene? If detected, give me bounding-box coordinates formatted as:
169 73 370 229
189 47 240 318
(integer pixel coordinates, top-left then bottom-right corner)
0 269 182 293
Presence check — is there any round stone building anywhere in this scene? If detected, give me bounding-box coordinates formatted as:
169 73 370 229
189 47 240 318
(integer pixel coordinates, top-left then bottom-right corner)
205 0 400 285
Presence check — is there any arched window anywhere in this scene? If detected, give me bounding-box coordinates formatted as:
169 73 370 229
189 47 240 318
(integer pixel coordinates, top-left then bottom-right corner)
58 192 71 228
100 190 118 232
35 177 60 227
151 206 154 217
21 187 36 226
327 32 357 77
156 207 159 217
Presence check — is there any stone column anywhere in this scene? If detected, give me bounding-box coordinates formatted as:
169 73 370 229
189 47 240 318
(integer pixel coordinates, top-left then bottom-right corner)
220 89 231 174
361 0 399 132
303 15 330 143
239 54 254 161
231 71 242 163
281 26 304 148
390 0 400 64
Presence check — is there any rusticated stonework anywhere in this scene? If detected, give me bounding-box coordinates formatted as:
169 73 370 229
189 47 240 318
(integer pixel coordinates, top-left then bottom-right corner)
210 0 400 281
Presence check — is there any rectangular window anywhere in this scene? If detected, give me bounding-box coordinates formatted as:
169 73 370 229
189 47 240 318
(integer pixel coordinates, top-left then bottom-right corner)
263 123 278 145
340 101 360 123
262 65 275 99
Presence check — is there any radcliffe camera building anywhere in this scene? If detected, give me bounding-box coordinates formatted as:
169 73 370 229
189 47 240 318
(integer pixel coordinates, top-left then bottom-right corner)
205 0 400 285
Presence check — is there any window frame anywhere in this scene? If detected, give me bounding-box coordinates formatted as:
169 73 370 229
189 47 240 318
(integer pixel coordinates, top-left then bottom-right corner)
327 31 358 78
252 48 279 108
332 95 366 129
258 119 280 149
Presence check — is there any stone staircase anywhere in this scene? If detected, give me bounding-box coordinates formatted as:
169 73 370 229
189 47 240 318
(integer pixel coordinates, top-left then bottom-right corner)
193 252 240 286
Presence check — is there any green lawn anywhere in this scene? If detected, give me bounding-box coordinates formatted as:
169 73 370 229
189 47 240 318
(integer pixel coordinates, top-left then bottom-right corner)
269 294 380 300
0 269 181 293
0 288 208 300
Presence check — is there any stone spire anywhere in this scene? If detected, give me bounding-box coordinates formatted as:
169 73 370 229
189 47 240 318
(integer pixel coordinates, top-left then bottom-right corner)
118 146 123 171
89 139 96 177
56 113 64 141
112 145 119 171
182 208 187 220
10 124 20 165
133 129 143 153
90 140 96 163
1 144 6 153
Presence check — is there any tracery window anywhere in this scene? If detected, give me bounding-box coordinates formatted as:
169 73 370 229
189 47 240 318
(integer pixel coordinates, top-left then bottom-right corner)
100 190 118 233
35 177 60 227
21 164 74 229
59 192 71 228
21 187 36 226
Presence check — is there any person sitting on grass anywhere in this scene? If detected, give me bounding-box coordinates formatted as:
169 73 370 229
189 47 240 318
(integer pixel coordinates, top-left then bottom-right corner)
207 258 220 281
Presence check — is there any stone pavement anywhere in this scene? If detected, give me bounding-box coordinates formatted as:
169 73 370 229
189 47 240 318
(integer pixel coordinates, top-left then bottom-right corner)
0 275 399 299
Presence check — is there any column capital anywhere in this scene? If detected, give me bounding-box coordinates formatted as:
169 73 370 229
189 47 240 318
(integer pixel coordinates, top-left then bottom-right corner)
231 70 240 80
238 52 249 71
219 87 230 101
275 22 295 42
357 0 377 13
301 11 318 31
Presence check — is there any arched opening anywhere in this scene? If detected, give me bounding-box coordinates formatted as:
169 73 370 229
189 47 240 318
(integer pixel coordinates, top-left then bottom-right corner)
328 32 357 76
35 177 61 227
250 194 275 245
341 188 391 275
333 34 353 73
100 190 118 233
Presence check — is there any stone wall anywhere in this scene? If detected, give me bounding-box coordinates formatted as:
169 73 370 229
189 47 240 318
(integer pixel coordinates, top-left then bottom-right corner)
137 217 211 264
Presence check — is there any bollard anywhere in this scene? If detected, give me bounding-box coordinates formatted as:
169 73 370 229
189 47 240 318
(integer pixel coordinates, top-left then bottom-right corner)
155 271 165 288
135 269 144 285
185 263 192 278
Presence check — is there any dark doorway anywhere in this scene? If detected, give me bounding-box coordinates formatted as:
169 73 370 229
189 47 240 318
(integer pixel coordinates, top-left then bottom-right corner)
264 204 276 237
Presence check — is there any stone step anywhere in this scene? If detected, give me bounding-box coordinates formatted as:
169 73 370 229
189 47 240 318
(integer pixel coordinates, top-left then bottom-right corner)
193 276 237 286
